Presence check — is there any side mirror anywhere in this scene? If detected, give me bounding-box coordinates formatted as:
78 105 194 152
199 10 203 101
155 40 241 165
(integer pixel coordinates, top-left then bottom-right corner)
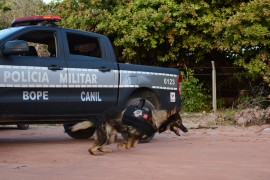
2 40 29 56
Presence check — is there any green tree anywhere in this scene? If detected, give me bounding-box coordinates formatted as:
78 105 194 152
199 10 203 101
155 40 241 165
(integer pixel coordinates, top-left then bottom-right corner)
50 0 119 31
215 0 270 83
0 0 46 29
0 1 11 29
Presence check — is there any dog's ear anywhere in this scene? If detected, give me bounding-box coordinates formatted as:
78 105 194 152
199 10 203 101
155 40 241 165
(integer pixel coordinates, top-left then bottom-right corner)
168 106 181 117
173 106 181 114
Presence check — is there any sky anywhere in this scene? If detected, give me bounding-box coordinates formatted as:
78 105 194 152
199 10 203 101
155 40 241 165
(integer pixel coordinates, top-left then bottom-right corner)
42 0 52 3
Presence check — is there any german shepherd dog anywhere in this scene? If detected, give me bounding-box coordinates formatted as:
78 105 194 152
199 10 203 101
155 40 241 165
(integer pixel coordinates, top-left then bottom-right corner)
69 99 188 155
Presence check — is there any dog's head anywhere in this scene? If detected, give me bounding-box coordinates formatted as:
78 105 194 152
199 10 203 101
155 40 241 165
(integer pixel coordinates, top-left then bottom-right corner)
158 109 188 136
167 112 188 136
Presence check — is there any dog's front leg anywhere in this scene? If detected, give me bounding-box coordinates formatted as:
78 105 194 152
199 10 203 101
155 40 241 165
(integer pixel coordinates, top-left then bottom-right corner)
117 140 128 149
117 137 138 149
127 137 139 149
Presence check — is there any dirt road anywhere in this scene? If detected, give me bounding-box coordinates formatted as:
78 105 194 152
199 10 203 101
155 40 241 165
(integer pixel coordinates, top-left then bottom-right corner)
0 124 270 180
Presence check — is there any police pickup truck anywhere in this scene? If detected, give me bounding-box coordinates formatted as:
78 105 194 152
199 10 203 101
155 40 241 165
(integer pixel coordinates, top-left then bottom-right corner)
0 15 182 141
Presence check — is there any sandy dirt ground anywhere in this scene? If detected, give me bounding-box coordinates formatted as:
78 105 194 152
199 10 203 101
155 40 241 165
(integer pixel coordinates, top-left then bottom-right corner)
0 123 270 180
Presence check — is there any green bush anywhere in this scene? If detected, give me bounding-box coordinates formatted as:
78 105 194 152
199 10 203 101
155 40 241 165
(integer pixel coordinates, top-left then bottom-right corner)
236 82 270 109
181 69 211 112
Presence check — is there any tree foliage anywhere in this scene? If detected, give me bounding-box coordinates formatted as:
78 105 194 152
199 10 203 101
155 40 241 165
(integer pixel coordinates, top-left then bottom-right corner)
50 0 118 31
0 0 46 29
215 0 270 83
97 0 184 63
0 0 11 29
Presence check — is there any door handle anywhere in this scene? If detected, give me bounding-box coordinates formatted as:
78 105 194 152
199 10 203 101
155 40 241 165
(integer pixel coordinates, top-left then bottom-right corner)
98 67 111 72
48 65 63 71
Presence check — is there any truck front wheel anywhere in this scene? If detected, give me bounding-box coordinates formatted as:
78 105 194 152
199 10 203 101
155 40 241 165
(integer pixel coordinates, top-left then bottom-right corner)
121 98 156 143
63 123 95 139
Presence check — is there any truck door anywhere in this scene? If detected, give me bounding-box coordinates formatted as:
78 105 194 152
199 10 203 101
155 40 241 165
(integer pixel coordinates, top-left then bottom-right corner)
62 30 119 115
0 28 68 116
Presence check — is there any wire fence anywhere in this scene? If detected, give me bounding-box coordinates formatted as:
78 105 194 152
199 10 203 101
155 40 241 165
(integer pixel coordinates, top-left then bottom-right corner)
180 66 268 108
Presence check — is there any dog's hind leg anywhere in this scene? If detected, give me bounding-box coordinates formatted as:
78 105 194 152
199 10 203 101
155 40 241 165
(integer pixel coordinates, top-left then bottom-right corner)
89 142 113 155
89 123 109 155
95 134 115 153
108 130 117 144
94 125 116 153
98 147 113 153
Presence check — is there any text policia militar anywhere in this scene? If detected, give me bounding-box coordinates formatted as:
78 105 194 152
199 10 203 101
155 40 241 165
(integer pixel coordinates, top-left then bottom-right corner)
3 70 97 84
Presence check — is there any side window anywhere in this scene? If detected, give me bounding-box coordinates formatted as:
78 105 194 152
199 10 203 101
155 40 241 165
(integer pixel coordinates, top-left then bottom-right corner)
67 33 101 58
16 30 57 57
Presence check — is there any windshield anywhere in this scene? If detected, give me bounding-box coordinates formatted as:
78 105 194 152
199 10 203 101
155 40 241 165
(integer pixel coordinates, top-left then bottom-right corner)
0 27 24 41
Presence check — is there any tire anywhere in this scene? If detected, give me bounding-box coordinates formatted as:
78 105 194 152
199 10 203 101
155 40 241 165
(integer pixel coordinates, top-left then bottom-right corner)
121 98 156 143
63 123 95 139
17 124 29 130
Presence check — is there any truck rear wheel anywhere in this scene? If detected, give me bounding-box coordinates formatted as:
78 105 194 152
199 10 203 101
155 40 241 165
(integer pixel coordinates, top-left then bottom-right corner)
17 124 29 130
63 123 95 139
121 98 156 143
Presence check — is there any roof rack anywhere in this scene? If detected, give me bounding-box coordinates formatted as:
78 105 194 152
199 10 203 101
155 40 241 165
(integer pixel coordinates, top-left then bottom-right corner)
11 15 61 27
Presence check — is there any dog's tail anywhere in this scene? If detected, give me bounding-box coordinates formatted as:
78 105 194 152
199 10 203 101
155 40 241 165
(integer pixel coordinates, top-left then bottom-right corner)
71 121 94 132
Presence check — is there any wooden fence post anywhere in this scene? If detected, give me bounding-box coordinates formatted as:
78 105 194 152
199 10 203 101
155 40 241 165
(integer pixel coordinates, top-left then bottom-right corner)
211 61 217 113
